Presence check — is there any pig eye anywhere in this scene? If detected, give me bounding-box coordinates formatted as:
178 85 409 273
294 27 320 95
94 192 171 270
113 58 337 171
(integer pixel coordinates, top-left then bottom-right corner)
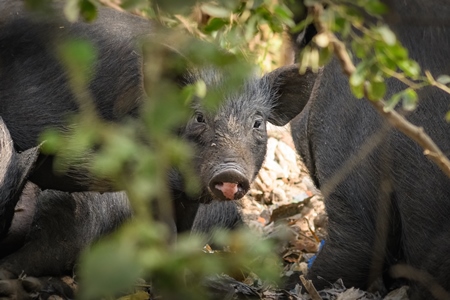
195 113 206 123
253 120 262 129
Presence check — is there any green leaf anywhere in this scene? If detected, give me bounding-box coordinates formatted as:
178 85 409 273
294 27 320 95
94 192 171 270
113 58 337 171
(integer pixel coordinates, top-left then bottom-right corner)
377 25 396 45
79 0 97 22
350 82 364 99
402 88 418 111
389 43 408 59
350 71 364 87
341 19 352 38
268 17 284 33
204 18 228 32
366 80 386 100
121 0 148 10
201 4 231 18
290 15 312 34
384 92 402 111
385 89 418 111
310 47 319 73
39 129 62 153
350 62 368 87
79 232 143 299
352 40 366 59
63 0 80 22
194 80 207 98
274 5 295 27
314 32 329 48
349 61 371 99
58 39 97 88
366 1 388 15
299 45 311 75
398 59 421 78
446 111 450 122
318 46 333 66
437 75 450 85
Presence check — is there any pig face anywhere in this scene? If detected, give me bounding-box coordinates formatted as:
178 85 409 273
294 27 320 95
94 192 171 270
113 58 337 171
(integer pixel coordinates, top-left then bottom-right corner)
180 66 317 202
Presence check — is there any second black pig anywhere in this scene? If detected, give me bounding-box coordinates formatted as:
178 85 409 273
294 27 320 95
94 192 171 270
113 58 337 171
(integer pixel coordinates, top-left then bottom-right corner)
0 1 317 239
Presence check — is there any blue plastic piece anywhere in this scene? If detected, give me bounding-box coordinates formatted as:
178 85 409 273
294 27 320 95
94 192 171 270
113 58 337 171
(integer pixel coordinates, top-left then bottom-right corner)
307 239 325 269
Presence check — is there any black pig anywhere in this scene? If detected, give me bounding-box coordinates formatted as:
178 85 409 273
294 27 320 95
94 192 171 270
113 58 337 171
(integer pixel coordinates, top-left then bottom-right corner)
0 117 242 299
285 0 450 298
0 2 318 298
0 117 131 298
0 1 317 239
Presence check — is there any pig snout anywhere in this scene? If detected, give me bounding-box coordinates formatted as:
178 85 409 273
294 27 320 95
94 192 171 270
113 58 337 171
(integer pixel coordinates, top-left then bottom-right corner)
209 170 250 201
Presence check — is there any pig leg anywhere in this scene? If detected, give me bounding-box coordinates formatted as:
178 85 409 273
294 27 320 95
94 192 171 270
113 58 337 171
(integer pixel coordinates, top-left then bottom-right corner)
191 201 243 235
0 118 40 240
0 183 39 258
174 198 243 245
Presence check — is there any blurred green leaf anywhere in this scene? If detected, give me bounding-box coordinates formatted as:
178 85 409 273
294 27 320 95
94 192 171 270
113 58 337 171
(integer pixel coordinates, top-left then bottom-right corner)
117 291 150 300
389 43 409 60
299 45 311 75
385 92 402 111
398 59 421 78
314 32 329 48
204 18 228 32
437 75 450 85
385 89 418 111
273 4 295 27
318 46 333 66
79 0 97 22
350 62 368 88
350 82 364 99
64 0 80 22
194 80 207 98
366 80 386 100
152 0 197 14
58 38 97 88
352 40 366 59
402 88 418 111
78 224 145 299
366 1 388 15
121 0 148 10
290 15 312 34
309 48 319 73
341 19 352 38
201 4 232 18
40 129 63 153
377 25 396 45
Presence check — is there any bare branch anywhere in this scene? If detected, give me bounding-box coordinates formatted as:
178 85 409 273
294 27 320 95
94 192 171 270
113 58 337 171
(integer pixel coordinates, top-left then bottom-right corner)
300 275 323 300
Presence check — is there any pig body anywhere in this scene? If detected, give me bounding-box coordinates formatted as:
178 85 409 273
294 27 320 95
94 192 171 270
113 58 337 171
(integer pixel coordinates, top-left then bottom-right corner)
287 0 450 298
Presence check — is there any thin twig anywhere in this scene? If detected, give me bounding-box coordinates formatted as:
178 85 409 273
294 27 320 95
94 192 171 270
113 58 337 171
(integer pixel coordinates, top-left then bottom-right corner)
391 264 450 300
425 71 450 95
300 275 323 300
380 66 427 90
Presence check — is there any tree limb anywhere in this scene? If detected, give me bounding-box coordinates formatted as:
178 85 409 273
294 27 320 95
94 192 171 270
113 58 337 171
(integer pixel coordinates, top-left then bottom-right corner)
311 4 450 178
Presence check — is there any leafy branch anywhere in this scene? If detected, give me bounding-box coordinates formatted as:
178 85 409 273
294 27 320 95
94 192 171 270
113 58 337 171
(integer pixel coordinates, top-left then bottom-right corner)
299 2 450 178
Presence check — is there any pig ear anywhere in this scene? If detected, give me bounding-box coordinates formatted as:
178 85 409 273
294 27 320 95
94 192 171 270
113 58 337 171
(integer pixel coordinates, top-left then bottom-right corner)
265 64 318 126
